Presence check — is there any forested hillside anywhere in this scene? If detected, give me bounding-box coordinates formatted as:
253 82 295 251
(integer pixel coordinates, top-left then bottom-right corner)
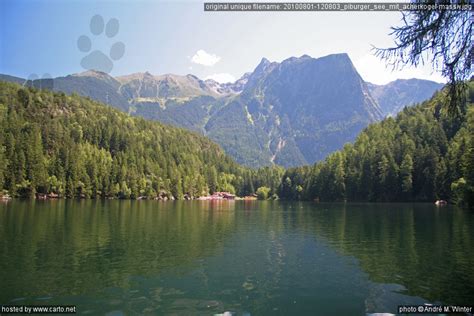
0 81 281 199
278 82 474 207
1 80 472 207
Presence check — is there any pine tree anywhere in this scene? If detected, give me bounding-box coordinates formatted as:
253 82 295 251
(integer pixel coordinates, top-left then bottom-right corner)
400 153 414 198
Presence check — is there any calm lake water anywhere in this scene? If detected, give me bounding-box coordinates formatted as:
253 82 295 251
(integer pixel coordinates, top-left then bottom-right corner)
0 200 473 315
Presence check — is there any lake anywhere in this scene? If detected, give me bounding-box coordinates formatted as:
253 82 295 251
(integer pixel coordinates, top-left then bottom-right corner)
0 200 473 315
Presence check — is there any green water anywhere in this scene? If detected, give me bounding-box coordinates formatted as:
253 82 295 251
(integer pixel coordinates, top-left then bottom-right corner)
0 200 473 315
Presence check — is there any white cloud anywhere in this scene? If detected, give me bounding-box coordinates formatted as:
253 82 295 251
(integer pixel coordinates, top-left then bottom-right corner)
205 73 236 83
353 53 445 85
191 49 221 66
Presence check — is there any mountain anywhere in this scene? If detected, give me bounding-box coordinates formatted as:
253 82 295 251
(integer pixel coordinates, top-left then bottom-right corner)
367 79 443 116
52 71 130 111
204 72 250 95
0 54 443 168
224 53 384 167
0 74 26 85
129 54 385 167
116 72 222 99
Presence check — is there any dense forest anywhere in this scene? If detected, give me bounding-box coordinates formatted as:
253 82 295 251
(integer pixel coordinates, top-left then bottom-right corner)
0 81 283 199
278 82 474 208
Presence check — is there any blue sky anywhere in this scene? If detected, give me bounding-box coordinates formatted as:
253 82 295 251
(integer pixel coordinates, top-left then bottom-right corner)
0 0 445 84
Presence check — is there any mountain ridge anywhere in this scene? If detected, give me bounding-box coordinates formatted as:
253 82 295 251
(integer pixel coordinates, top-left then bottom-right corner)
367 78 444 116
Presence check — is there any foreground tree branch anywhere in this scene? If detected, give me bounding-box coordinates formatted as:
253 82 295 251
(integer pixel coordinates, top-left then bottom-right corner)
375 0 473 115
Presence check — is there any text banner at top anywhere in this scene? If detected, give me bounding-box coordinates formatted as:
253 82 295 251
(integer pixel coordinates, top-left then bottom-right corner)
203 2 473 11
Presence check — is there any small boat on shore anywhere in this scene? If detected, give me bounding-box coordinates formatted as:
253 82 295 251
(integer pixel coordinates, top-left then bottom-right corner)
435 199 447 206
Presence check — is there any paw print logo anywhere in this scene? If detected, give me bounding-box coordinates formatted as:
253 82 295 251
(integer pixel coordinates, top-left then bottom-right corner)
77 14 125 73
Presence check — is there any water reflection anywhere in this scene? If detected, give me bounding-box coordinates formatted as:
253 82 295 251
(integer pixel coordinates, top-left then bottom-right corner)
0 201 473 315
298 203 474 307
0 201 234 302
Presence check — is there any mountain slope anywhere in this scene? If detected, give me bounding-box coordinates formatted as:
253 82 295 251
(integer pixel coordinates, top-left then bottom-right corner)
367 79 443 116
0 74 25 85
52 71 130 111
117 72 222 99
